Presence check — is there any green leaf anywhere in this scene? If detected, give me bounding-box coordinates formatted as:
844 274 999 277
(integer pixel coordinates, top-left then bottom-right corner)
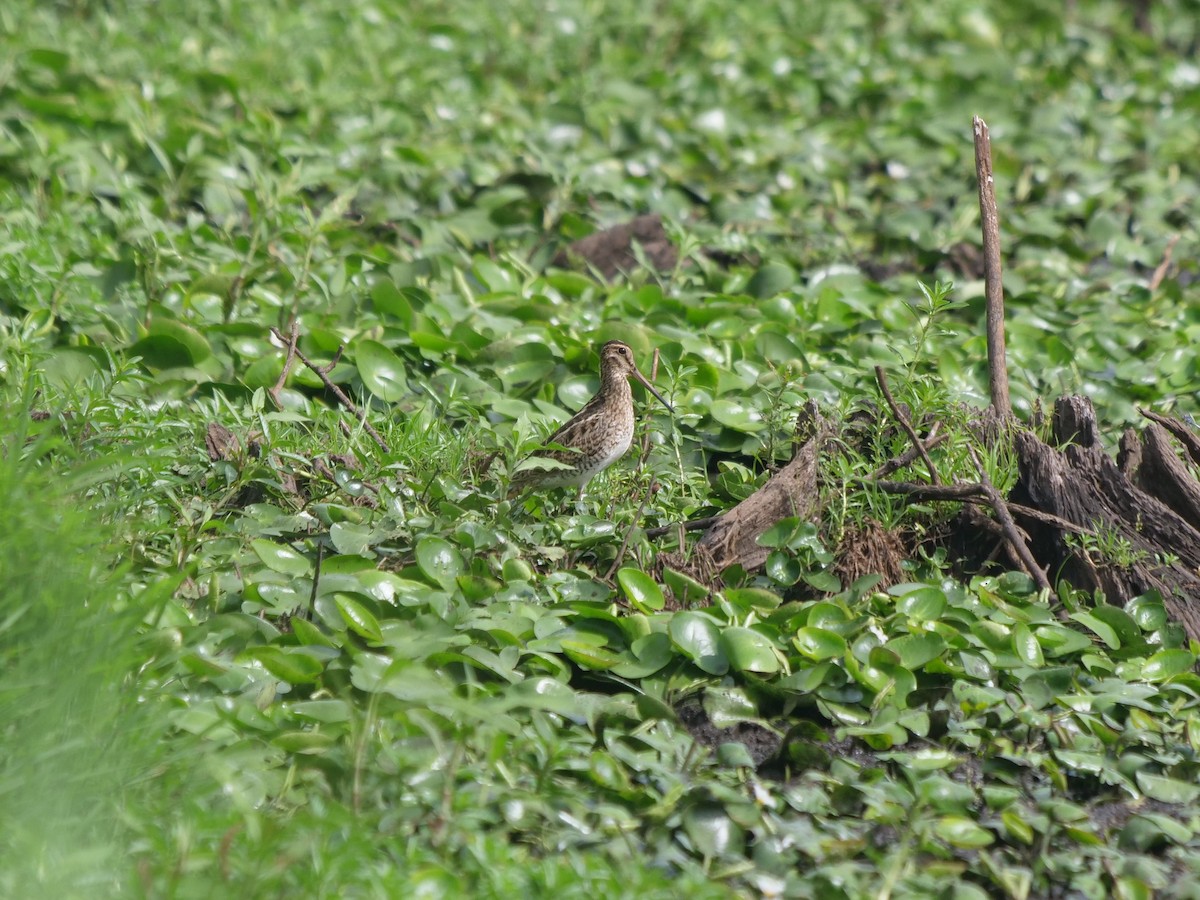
683 804 745 860
661 567 710 605
1035 624 1093 657
723 587 782 612
669 612 728 675
1142 649 1195 682
1071 612 1120 649
415 537 464 587
1012 622 1044 667
703 686 761 727
251 539 312 576
1088 605 1142 647
1135 771 1200 803
617 568 665 612
611 632 674 678
886 632 946 669
746 262 796 298
709 399 765 432
355 338 409 401
1127 593 1169 632
242 646 325 684
1001 808 1035 844
933 815 994 849
288 699 352 723
561 640 623 670
757 517 801 549
335 594 383 642
895 586 948 620
793 626 847 661
719 626 780 673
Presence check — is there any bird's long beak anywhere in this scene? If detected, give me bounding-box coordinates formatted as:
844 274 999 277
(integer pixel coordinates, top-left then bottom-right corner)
632 367 674 413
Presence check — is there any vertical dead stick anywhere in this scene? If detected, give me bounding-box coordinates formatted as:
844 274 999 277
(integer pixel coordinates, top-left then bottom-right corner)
973 116 1012 420
1149 235 1179 292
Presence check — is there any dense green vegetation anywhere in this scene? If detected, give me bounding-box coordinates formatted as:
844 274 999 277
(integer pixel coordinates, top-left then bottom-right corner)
3 0 1200 896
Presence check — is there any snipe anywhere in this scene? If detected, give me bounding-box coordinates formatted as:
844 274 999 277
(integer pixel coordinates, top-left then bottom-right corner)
510 341 673 493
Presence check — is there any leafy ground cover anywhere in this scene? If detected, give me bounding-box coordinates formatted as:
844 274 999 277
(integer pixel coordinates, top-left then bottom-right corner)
3 0 1200 896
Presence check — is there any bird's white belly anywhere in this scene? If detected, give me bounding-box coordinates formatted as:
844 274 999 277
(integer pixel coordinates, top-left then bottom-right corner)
571 430 633 485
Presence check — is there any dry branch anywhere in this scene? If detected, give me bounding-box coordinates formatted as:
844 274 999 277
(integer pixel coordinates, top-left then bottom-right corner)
973 116 1012 420
874 366 940 484
1149 235 1179 292
269 326 391 454
969 446 1052 594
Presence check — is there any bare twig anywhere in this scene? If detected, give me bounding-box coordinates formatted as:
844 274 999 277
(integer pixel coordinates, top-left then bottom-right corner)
269 326 391 453
604 479 657 580
863 477 1087 536
269 320 300 408
863 479 985 502
973 116 1012 420
874 366 940 485
968 446 1052 594
318 344 346 375
645 515 721 540
868 425 947 479
1149 235 1180 292
308 541 325 609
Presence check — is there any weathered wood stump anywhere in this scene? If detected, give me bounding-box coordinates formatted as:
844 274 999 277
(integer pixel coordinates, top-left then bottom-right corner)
668 393 1200 643
1013 396 1200 640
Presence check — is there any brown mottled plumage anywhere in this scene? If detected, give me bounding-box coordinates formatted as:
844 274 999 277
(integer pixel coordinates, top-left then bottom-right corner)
511 341 672 492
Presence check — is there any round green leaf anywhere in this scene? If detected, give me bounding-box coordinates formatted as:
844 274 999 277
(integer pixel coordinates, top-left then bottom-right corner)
1142 649 1196 682
895 586 948 620
757 517 801 549
723 587 783 612
612 632 674 678
1127 594 1169 632
661 567 710 605
148 318 212 363
746 262 797 298
251 539 312 576
720 626 780 673
793 626 847 661
709 399 765 432
371 280 413 325
355 338 409 401
669 612 728 675
415 536 464 587
683 804 745 859
617 567 665 612
1035 624 1093 657
886 632 947 669
1089 605 1141 647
